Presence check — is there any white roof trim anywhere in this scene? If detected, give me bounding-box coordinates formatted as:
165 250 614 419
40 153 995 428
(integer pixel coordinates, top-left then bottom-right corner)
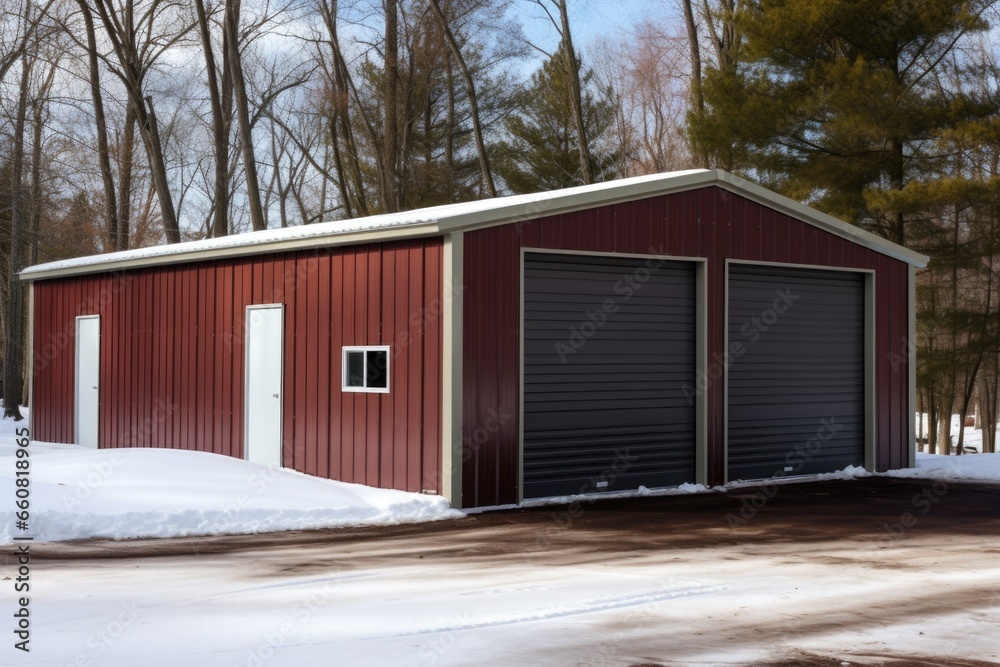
20 169 927 281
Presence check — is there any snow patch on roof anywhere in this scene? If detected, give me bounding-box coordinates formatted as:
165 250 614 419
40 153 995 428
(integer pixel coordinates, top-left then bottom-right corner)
20 168 928 279
20 170 710 277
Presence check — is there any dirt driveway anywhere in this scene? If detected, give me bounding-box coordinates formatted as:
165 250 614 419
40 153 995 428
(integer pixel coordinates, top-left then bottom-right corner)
19 477 1000 666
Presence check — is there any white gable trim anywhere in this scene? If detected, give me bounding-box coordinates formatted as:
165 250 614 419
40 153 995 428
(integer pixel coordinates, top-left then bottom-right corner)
20 169 927 282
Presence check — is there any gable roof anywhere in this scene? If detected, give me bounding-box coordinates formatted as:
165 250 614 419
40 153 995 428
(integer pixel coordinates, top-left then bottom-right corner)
20 169 928 281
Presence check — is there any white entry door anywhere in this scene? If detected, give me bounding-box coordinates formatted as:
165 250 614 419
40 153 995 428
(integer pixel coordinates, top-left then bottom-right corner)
75 315 100 448
245 305 284 468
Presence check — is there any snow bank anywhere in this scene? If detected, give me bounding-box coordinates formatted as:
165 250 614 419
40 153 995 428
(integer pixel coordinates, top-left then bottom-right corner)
2 406 999 545
517 481 715 509
0 412 461 544
883 452 1000 482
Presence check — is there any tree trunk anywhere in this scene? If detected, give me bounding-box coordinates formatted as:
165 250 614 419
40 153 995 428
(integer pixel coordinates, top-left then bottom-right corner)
956 354 984 455
224 0 266 232
141 95 180 243
445 57 455 201
318 0 369 217
77 0 119 250
3 56 32 421
682 0 708 167
927 390 939 455
194 0 230 238
557 0 592 185
327 107 353 218
0 0 55 83
29 84 46 267
89 0 182 243
937 404 953 455
117 105 136 251
383 0 399 212
979 356 999 454
428 0 496 198
917 390 925 452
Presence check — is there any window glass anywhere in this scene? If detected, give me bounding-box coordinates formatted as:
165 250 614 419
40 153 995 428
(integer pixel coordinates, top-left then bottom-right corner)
346 351 365 387
366 350 388 389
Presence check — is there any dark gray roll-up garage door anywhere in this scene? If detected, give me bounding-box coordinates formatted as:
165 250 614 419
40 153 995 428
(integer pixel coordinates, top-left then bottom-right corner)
727 264 865 481
523 253 696 499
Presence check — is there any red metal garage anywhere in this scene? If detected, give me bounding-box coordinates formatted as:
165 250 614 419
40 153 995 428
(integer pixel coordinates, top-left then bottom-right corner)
22 169 927 509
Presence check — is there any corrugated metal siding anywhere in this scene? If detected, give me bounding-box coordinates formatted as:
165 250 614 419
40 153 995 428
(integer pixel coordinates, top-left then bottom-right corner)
727 264 865 480
463 186 912 507
522 253 696 498
461 224 521 506
30 240 443 494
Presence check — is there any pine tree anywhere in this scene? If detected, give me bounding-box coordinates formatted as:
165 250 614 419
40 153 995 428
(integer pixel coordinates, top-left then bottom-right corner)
494 46 619 194
689 0 996 246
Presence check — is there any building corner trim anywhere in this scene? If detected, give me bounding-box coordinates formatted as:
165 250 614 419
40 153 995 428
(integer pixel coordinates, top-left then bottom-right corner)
695 261 709 486
908 265 917 468
442 232 464 508
865 273 877 472
26 282 34 438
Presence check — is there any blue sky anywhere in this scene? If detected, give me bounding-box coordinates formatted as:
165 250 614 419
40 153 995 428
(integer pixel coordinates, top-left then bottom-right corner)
519 0 677 52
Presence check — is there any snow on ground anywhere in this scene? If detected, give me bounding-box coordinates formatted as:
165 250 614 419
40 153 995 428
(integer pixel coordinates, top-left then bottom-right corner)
888 451 1000 482
916 412 999 454
1 409 999 544
0 410 461 545
3 474 998 667
1 411 998 666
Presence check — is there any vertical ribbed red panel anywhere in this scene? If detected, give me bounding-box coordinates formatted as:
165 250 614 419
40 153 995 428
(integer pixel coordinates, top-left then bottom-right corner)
462 186 913 506
462 225 522 506
29 239 444 495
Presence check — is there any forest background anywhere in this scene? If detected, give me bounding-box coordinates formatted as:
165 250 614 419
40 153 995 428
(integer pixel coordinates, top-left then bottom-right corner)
1 0 996 455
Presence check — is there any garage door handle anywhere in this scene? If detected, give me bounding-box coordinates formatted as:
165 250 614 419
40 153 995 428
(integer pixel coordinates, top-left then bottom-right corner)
273 393 279 398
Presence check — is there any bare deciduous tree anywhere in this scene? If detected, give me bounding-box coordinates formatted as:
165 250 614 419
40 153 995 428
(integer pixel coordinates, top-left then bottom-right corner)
88 0 194 244
428 0 495 197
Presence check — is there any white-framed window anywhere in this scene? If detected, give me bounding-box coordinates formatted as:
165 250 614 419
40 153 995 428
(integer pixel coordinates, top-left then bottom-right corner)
342 346 391 393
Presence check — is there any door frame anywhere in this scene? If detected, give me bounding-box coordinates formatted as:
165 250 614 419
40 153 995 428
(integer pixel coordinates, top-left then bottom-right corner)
74 314 101 448
723 259 876 483
244 303 285 467
518 248 709 503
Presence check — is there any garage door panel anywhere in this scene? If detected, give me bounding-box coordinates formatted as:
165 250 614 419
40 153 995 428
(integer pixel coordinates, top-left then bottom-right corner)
729 397 864 411
526 405 694 426
727 264 865 482
525 364 691 377
523 253 696 499
525 319 694 333
728 427 865 448
729 379 863 393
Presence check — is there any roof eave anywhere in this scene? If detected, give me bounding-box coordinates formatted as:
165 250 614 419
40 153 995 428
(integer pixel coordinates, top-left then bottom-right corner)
436 169 719 233
19 222 443 282
713 171 929 268
19 168 928 282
